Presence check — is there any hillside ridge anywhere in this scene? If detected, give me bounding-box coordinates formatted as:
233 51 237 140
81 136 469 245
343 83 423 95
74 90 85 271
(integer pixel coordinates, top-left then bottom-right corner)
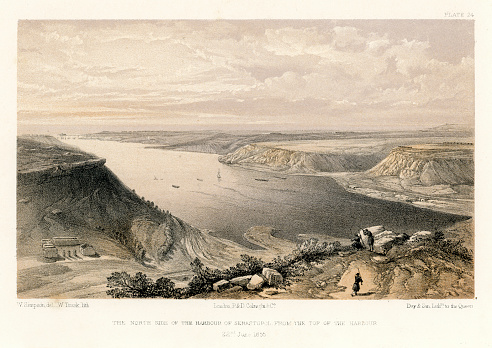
367 143 474 186
16 136 243 269
218 143 383 173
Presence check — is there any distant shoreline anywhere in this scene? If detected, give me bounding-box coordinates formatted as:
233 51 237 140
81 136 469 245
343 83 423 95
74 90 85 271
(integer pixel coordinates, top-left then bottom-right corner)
205 161 473 217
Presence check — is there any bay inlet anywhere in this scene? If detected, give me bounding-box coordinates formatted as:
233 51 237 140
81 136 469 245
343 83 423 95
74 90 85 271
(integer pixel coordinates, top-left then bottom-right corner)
64 138 469 248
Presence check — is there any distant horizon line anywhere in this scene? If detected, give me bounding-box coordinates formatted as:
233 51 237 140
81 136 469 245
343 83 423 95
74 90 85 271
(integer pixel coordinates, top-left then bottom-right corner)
17 122 474 136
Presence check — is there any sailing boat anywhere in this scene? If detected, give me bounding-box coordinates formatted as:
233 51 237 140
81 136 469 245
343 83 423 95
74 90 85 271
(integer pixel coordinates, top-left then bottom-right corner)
217 169 221 179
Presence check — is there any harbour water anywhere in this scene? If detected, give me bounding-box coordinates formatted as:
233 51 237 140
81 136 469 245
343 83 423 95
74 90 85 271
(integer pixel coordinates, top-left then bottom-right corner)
65 138 468 248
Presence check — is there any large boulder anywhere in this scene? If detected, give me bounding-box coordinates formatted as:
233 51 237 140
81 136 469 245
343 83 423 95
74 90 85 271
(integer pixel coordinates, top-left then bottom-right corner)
247 274 266 290
375 230 396 239
262 268 283 287
230 275 253 287
374 235 398 254
408 231 433 243
373 230 409 254
213 279 230 292
366 226 386 234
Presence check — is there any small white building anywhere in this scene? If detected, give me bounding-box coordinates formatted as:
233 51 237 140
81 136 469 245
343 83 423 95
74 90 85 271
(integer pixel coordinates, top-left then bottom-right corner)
51 237 81 258
42 242 58 258
41 237 96 260
80 243 96 256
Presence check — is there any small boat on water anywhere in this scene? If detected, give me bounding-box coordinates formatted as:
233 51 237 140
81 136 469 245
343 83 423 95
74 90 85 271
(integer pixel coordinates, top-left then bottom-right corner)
255 178 269 182
172 185 180 188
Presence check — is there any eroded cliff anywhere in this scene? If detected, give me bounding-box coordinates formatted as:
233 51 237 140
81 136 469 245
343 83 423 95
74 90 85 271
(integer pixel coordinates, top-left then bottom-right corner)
218 143 384 173
367 143 474 186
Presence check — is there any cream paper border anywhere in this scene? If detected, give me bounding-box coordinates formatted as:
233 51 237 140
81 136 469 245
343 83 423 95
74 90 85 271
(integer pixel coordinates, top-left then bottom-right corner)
2 1 491 347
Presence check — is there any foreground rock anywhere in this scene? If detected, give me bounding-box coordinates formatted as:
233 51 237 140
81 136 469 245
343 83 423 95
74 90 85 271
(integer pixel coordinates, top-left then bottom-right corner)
358 226 384 250
262 268 284 287
230 275 253 287
247 274 266 290
374 231 409 254
357 225 462 256
223 286 243 294
359 226 439 254
213 279 230 292
408 231 433 243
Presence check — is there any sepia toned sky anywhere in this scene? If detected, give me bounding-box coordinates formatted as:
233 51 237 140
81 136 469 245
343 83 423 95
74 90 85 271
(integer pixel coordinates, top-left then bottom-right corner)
17 20 474 132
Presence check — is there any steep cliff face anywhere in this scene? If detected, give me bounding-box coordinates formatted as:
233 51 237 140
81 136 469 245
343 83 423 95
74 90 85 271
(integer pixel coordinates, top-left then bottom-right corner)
18 154 165 258
218 144 383 173
17 136 237 266
127 214 242 267
367 143 474 186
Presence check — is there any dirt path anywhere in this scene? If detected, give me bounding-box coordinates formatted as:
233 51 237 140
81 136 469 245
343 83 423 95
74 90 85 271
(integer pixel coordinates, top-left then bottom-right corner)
330 259 378 300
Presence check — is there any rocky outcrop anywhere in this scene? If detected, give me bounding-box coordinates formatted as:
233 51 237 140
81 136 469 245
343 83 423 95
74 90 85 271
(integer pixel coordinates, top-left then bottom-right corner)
247 274 266 290
230 275 253 287
357 226 410 254
367 143 474 186
213 279 230 292
219 144 383 173
358 225 445 255
262 268 283 287
408 231 433 243
18 158 107 185
373 231 409 254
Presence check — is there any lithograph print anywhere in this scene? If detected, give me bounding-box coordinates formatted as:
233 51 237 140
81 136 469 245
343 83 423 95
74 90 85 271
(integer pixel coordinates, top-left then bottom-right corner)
17 20 474 300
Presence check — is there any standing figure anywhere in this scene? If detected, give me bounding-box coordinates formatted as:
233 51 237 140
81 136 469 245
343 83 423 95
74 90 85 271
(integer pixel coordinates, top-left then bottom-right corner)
351 234 363 250
359 228 374 252
352 272 363 296
366 229 374 252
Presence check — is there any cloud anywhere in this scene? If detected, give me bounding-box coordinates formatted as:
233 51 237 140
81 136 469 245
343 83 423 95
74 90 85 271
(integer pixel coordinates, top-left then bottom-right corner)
265 71 307 92
332 26 365 51
42 31 83 45
367 37 391 52
17 20 474 130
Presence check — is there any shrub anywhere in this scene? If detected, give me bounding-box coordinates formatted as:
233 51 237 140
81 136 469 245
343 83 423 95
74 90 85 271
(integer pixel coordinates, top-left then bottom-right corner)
107 271 155 298
186 274 212 296
435 239 473 261
107 239 342 298
290 239 340 263
433 231 445 242
229 254 265 276
106 271 177 298
154 277 177 298
419 236 473 262
266 239 341 277
267 255 307 278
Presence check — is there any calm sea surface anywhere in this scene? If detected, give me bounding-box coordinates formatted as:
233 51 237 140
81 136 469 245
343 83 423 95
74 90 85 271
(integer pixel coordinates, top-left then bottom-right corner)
65 138 468 248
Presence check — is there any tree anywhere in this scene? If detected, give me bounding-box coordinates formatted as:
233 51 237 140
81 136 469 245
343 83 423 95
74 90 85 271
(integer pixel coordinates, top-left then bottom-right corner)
155 277 177 298
107 271 153 298
190 257 204 275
